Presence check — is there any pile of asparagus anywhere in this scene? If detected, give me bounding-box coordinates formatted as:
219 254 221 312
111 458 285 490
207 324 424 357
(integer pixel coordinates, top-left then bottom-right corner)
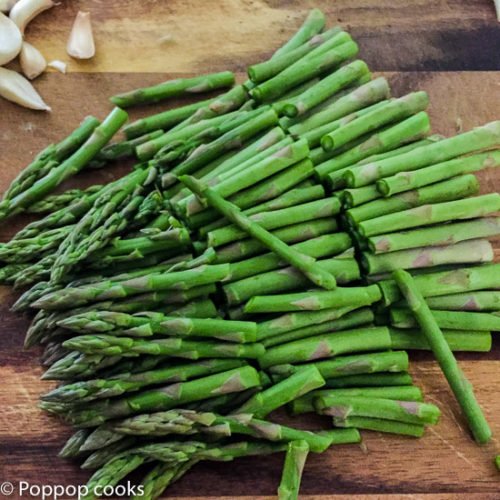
1 7 499 499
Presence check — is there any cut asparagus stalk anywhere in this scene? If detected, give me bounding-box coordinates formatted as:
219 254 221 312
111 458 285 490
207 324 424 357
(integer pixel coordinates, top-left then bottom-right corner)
393 269 491 444
343 120 500 187
361 239 494 274
245 285 381 313
278 440 309 500
259 327 392 368
347 174 480 226
389 327 492 352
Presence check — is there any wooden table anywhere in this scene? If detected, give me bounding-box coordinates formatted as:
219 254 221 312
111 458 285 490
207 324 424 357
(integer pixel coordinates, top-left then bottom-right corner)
1 1 499 498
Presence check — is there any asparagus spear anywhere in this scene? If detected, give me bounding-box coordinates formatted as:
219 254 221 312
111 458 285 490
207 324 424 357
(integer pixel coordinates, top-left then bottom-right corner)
347 174 480 226
110 71 235 107
165 108 279 183
424 291 500 311
33 264 232 310
59 312 257 343
250 41 359 102
179 139 310 217
379 264 500 306
272 8 326 58
344 120 500 187
377 150 500 196
0 108 128 219
323 372 413 388
1 116 100 201
290 385 423 415
259 327 392 368
42 360 246 403
393 269 491 444
216 218 339 263
234 365 325 417
319 112 431 185
187 158 315 229
334 417 425 437
43 366 262 427
207 197 340 247
390 307 500 332
315 395 441 425
245 285 381 313
279 60 370 118
389 327 492 352
278 440 309 500
248 27 344 83
262 308 375 348
223 258 360 306
268 351 410 381
358 193 500 237
321 92 429 150
63 333 265 360
362 239 494 274
181 175 338 290
287 77 391 136
123 97 216 138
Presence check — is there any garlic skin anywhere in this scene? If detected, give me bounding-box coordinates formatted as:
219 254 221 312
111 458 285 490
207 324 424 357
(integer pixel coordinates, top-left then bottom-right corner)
0 66 50 111
67 11 95 59
48 59 66 73
20 41 46 80
9 0 54 34
0 0 19 13
0 12 22 65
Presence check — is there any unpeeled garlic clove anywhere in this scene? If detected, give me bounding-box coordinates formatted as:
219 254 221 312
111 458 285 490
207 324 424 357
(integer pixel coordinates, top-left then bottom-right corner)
20 41 47 80
0 0 19 13
0 12 22 65
0 66 50 111
9 0 54 34
67 10 95 59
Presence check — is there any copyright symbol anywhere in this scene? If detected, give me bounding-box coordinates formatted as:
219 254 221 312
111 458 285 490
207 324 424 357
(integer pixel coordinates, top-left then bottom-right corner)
0 482 14 496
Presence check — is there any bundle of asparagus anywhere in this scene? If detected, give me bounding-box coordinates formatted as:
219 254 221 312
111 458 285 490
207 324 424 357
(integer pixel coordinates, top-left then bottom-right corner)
1 7 499 500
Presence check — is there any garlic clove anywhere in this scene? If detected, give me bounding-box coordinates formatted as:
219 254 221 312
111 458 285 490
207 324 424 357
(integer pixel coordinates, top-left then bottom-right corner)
9 0 53 34
0 12 22 65
20 41 47 80
0 67 50 111
0 0 19 13
67 10 95 59
47 59 66 73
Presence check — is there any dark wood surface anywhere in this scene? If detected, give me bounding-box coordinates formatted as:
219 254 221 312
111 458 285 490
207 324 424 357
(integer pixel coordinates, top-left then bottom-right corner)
1 1 499 498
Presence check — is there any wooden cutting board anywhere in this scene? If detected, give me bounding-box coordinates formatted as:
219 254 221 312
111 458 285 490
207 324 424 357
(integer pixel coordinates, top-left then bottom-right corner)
1 1 499 498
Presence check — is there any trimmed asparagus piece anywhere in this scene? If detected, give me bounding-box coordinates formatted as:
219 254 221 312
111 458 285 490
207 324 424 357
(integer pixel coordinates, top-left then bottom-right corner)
390 307 500 332
347 174 480 226
389 327 492 352
362 239 494 274
424 291 500 311
321 92 429 150
316 395 441 425
245 285 381 313
110 71 235 107
344 120 500 187
334 416 425 437
393 269 491 444
259 327 392 368
234 365 325 418
290 385 423 415
358 194 500 237
278 440 309 500
377 149 500 196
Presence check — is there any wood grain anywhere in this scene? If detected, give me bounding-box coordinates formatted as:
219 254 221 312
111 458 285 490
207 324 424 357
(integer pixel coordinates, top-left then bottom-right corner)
1 0 500 497
8 0 500 73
